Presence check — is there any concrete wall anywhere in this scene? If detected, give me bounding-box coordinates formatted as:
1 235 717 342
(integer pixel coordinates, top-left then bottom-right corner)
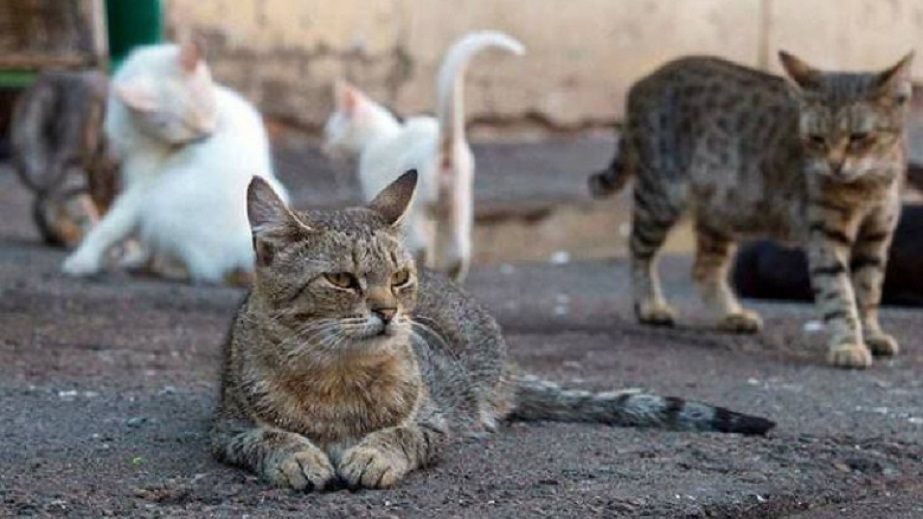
165 0 923 132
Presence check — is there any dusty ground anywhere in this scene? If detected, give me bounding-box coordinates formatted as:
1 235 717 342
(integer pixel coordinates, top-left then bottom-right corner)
1 138 921 518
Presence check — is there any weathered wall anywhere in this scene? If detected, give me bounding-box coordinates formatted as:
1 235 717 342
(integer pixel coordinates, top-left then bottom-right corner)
165 0 923 132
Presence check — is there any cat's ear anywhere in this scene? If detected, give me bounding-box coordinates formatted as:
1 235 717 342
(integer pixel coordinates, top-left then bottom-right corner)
874 51 914 105
247 176 312 266
178 36 206 73
778 51 822 90
368 169 417 228
114 81 157 112
334 79 364 116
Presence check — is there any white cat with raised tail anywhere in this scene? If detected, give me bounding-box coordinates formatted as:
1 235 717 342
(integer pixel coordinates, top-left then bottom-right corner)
322 31 525 282
62 39 289 283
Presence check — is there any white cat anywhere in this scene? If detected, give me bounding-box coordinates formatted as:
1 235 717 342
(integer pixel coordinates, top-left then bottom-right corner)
62 40 289 283
323 31 524 281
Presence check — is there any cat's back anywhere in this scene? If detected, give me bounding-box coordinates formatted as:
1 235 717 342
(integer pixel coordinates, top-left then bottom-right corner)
412 270 509 429
358 116 439 200
414 271 505 380
415 270 500 342
628 56 792 114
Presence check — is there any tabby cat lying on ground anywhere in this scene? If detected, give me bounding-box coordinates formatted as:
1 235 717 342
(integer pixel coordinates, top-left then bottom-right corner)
589 52 913 369
211 171 774 490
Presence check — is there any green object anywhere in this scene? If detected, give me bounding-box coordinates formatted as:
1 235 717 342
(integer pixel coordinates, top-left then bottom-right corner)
0 71 38 88
105 0 164 72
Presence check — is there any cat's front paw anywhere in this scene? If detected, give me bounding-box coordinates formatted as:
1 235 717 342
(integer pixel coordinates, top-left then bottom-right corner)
827 343 873 369
62 250 102 277
635 301 677 327
262 447 336 491
866 332 899 357
717 310 763 334
338 445 408 489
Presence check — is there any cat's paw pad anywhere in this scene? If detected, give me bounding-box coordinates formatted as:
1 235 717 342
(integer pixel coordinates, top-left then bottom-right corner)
263 448 336 491
635 301 677 327
827 343 873 369
866 333 899 357
338 445 407 489
717 310 763 334
62 251 102 276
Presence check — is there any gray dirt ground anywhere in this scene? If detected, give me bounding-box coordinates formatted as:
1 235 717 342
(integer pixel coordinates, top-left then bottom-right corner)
0 136 921 518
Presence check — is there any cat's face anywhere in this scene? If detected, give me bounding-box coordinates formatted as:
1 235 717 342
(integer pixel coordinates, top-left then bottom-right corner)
247 170 419 359
321 81 377 158
780 51 913 182
115 40 218 145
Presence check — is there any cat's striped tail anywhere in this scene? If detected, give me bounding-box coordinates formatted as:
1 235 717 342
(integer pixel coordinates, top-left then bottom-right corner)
435 31 525 164
509 374 775 435
588 135 633 198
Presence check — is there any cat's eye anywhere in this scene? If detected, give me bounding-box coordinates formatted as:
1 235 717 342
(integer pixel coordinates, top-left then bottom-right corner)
392 269 411 287
849 132 872 145
808 134 827 147
324 272 358 289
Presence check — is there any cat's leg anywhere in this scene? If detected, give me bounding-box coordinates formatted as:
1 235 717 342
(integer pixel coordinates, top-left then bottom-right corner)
693 227 762 333
211 417 335 491
181 250 226 285
337 411 447 489
851 207 900 357
805 212 869 368
116 240 151 271
441 170 473 282
630 180 681 326
407 209 436 269
62 186 144 275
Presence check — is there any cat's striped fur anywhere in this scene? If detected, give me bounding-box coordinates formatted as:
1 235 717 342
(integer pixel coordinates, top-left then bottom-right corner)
590 52 912 368
212 172 774 491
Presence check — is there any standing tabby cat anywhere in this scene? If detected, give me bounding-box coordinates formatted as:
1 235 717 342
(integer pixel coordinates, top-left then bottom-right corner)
211 170 773 491
589 52 913 368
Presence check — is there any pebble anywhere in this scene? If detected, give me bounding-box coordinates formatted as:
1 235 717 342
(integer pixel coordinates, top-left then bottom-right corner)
126 417 151 428
618 222 631 238
803 320 824 333
549 251 570 265
158 386 177 396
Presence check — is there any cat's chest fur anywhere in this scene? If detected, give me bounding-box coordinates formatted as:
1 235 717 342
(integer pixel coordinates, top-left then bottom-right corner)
247 348 422 447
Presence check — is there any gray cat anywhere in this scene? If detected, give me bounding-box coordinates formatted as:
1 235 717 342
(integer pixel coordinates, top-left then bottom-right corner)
11 70 117 248
211 170 773 491
590 52 913 369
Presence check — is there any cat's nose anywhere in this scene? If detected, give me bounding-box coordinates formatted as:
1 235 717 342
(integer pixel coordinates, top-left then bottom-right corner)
373 308 397 323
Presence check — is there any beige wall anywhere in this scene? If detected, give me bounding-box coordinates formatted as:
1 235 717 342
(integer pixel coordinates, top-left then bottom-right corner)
166 0 923 132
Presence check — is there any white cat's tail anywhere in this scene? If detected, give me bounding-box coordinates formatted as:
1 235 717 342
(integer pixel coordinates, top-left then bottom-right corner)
435 31 525 160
